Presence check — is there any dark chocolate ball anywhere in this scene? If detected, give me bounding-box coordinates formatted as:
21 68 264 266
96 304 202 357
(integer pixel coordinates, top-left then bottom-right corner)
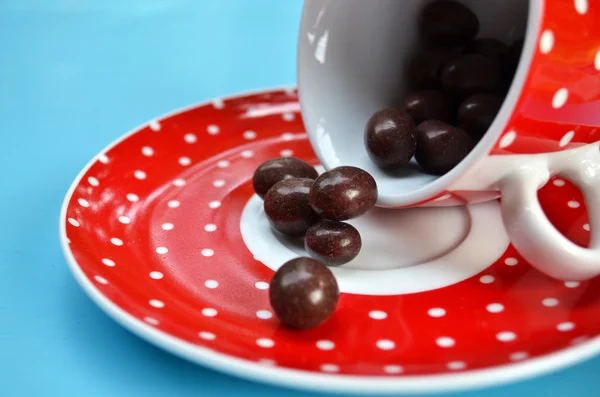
269 257 339 330
399 90 454 124
407 50 456 90
264 178 320 236
415 120 472 175
458 93 503 139
364 108 417 169
252 157 318 199
464 38 509 66
419 0 479 46
441 54 501 99
309 166 378 221
305 220 362 266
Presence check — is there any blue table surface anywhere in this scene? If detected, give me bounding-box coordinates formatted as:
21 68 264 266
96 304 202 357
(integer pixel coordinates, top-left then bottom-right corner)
1 1 599 396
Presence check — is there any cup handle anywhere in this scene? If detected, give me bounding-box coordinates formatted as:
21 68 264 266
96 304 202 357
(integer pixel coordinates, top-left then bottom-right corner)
499 153 600 281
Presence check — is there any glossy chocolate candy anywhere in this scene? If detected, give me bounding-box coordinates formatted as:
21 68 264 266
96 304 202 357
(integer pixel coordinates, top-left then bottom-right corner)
252 157 318 199
441 54 501 99
365 108 417 169
458 93 503 139
399 90 453 124
415 120 472 175
305 220 362 266
264 178 320 236
419 0 479 46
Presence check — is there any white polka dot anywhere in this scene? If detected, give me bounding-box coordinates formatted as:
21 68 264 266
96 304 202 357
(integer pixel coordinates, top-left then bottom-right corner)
258 359 276 366
98 153 109 164
202 308 218 317
213 179 226 188
141 146 154 156
557 322 575 331
134 170 146 180
68 218 80 227
217 160 230 168
505 257 519 266
256 338 275 348
88 176 99 186
149 299 164 308
571 336 588 345
595 50 600 71
447 361 466 370
78 198 90 207
66 237 71 244
161 223 174 231
149 120 161 131
110 238 123 246
126 193 139 202
316 340 335 350
560 131 575 147
94 275 108 284
510 351 529 361
243 130 257 140
540 30 554 54
384 365 403 374
584 223 590 231
480 275 495 284
565 281 581 288
241 150 254 158
487 303 504 313
369 310 388 320
150 271 163 280
281 133 294 141
179 157 191 166
204 224 217 232
155 246 168 254
144 317 159 325
553 178 566 187
118 216 131 224
376 339 396 350
201 248 214 257
168 200 180 208
199 331 216 340
499 130 517 148
207 124 220 135
102 258 115 267
212 98 224 109
184 133 197 143
575 0 588 14
280 149 294 157
209 201 221 209
320 364 339 373
552 88 569 109
497 331 517 342
568 200 580 208
543 297 559 307
282 112 295 121
204 279 218 289
436 337 455 348
255 281 269 290
173 178 186 187
256 310 272 320
428 308 446 318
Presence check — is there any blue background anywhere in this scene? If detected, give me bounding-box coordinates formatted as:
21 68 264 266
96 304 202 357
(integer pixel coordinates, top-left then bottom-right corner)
1 0 599 396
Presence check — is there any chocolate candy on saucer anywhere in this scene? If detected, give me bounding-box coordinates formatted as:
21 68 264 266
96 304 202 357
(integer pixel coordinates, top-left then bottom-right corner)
309 166 378 221
269 257 339 330
464 38 509 67
305 220 362 266
399 90 453 124
441 54 501 99
415 120 472 175
458 93 503 139
364 108 417 169
419 0 479 46
253 157 318 199
264 178 320 236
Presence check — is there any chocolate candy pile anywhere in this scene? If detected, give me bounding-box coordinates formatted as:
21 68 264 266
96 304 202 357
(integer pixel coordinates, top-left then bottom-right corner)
253 157 378 329
365 0 523 175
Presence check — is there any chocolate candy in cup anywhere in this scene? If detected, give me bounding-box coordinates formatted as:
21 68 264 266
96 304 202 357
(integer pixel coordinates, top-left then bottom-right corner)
419 0 479 46
441 54 501 99
458 93 503 139
253 157 318 199
365 108 417 169
502 38 524 90
309 166 377 221
400 90 453 125
305 220 362 266
464 38 509 66
407 50 455 90
415 120 472 175
264 178 320 236
269 257 339 330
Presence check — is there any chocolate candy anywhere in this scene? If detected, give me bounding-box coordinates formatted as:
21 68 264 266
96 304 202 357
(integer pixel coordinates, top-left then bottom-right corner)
419 0 479 46
253 158 318 199
502 38 524 90
399 90 453 124
464 38 509 66
264 178 320 236
407 50 455 90
305 220 362 266
364 109 417 169
441 54 501 99
415 120 472 175
269 257 339 329
458 93 503 139
309 166 378 221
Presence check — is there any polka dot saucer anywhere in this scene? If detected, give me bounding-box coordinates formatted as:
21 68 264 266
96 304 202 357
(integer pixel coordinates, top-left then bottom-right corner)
60 88 600 394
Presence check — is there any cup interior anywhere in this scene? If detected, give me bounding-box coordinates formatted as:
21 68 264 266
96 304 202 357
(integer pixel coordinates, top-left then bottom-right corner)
298 0 530 206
